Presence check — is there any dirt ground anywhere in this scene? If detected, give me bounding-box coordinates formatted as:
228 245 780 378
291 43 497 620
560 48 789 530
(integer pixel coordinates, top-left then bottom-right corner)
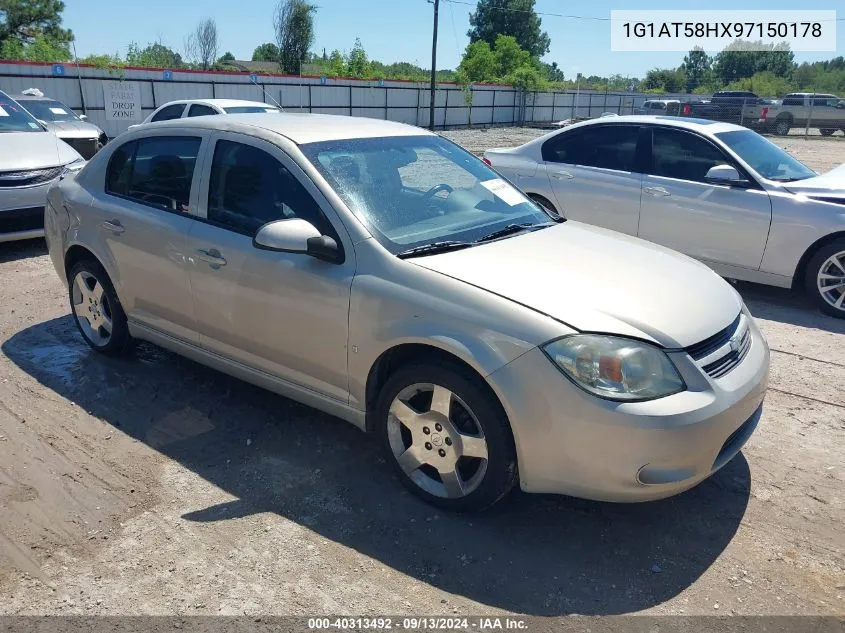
0 130 843 617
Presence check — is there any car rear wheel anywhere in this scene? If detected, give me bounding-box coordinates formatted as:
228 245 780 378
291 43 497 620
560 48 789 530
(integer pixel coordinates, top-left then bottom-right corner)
775 119 791 136
375 363 517 511
68 259 133 355
820 128 836 137
805 239 845 319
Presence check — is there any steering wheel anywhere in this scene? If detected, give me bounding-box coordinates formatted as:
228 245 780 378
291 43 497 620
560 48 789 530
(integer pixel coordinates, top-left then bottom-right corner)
423 183 454 199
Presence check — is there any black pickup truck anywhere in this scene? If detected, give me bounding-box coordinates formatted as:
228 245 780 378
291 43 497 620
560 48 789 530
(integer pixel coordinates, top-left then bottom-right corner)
681 91 764 125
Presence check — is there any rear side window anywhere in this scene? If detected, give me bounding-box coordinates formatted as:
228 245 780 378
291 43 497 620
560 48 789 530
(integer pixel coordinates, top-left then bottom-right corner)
105 136 202 213
187 104 218 117
207 140 329 236
782 96 803 106
649 128 731 183
542 125 641 172
150 104 185 122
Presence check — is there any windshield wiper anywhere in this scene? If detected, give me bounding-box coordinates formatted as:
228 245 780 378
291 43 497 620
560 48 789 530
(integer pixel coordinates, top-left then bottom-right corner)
475 222 554 243
396 241 474 259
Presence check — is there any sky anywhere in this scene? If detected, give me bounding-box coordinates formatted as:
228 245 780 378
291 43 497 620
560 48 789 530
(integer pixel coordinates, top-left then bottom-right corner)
63 0 844 78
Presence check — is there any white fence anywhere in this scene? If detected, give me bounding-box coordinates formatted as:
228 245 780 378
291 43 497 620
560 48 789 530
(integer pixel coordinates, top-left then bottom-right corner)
0 60 692 138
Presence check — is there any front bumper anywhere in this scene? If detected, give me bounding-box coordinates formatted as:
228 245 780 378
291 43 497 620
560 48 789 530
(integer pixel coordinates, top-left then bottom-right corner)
0 180 54 243
488 317 769 502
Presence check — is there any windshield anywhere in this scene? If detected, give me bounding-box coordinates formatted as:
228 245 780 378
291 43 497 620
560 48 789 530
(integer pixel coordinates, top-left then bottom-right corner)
715 129 816 182
20 99 79 122
0 93 44 133
301 135 552 254
223 106 281 114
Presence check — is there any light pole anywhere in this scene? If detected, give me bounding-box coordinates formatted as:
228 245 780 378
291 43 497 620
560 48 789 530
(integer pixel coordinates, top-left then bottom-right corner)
429 0 439 130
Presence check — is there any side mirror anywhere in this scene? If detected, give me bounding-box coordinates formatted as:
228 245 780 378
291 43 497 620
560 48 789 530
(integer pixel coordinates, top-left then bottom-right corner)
705 164 748 186
253 218 342 263
79 114 88 121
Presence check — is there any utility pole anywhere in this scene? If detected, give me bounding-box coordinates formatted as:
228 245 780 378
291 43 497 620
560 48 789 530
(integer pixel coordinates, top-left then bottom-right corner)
429 0 439 130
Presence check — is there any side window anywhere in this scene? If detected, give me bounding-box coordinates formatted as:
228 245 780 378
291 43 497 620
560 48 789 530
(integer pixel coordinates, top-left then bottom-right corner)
782 97 802 106
543 125 640 172
150 104 186 122
124 136 201 212
207 140 329 236
105 141 137 197
187 104 218 117
650 128 732 184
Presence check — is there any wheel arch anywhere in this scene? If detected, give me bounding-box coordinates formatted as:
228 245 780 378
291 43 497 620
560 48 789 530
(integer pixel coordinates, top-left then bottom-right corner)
363 342 510 434
792 230 845 290
64 244 102 279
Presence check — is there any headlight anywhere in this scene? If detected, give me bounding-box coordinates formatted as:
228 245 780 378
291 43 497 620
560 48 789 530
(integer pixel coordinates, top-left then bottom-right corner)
63 158 86 173
542 335 685 402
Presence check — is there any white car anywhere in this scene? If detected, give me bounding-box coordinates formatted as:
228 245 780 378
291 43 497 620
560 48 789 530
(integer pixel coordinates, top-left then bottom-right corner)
483 116 845 318
0 90 85 243
129 99 280 130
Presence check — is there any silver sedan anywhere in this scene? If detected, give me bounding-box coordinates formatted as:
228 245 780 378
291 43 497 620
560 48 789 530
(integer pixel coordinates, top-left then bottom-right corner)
484 116 845 319
45 113 769 511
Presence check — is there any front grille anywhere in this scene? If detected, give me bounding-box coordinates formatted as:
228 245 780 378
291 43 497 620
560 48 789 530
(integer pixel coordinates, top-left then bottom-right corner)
0 207 45 233
702 326 752 378
685 312 751 379
63 137 98 159
0 166 63 188
685 313 741 360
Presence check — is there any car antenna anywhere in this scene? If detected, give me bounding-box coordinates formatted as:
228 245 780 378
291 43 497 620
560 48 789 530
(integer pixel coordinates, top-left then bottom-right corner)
251 74 285 112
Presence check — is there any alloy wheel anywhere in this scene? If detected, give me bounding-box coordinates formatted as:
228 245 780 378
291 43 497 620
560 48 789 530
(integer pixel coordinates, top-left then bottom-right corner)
71 270 114 346
817 250 845 312
386 383 489 499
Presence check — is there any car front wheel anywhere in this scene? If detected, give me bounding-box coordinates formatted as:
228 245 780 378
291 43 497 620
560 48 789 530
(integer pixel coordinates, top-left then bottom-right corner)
68 259 133 355
375 363 517 511
805 239 845 318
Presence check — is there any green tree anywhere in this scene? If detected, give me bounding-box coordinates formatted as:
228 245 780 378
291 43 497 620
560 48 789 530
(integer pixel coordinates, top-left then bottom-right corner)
456 40 497 83
681 48 711 92
273 0 316 74
0 0 72 54
492 34 531 77
217 51 235 63
713 41 795 85
467 0 550 58
252 42 280 62
642 67 685 93
346 37 369 78
126 41 183 68
542 61 564 83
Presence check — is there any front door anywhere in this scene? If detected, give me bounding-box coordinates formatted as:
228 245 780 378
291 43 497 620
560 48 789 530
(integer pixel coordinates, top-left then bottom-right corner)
185 132 355 402
638 126 772 270
541 124 643 236
93 133 207 342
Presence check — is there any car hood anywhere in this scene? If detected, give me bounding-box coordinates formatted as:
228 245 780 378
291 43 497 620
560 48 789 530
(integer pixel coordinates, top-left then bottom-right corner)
40 119 102 138
411 222 742 348
783 163 845 196
0 131 82 170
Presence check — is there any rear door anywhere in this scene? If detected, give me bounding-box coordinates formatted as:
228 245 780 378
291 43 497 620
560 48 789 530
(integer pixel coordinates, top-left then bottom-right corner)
541 124 643 235
812 96 842 129
94 132 209 342
638 126 772 270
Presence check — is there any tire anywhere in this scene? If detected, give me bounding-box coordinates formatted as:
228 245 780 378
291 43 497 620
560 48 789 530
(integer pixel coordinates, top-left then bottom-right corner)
804 238 845 319
68 259 134 355
374 362 517 511
774 118 791 136
820 129 836 137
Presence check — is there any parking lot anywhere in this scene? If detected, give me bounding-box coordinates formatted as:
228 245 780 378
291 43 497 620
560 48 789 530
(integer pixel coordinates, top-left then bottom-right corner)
0 128 842 617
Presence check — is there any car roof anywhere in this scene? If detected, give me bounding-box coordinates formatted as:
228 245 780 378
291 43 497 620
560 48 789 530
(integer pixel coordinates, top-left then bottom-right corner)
785 92 838 97
10 94 59 101
556 114 745 135
138 112 436 144
160 98 275 108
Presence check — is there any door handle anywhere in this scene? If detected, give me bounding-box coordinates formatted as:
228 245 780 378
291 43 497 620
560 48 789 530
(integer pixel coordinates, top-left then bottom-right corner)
101 219 125 234
551 170 574 180
197 248 227 268
644 186 671 197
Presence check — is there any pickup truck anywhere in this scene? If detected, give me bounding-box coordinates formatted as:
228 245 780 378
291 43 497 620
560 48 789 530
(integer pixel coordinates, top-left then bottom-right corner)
681 91 764 125
756 93 845 136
